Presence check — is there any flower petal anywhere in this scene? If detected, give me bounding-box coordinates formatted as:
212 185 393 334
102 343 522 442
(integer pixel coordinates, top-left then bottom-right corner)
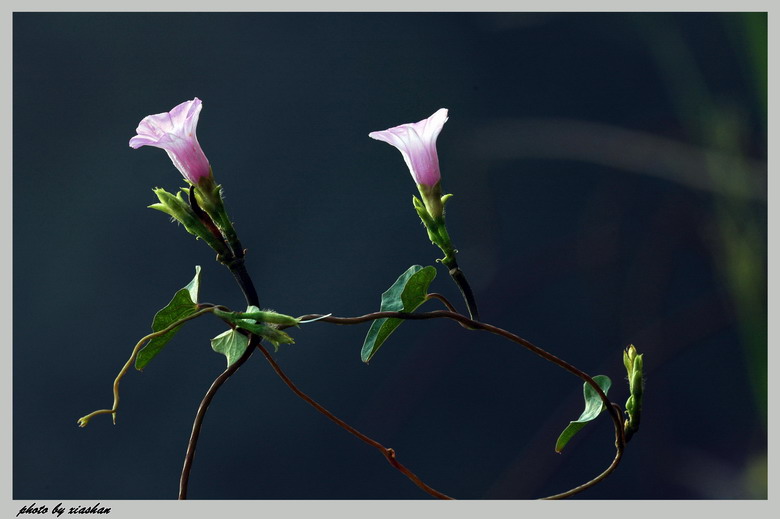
129 98 211 184
369 108 448 187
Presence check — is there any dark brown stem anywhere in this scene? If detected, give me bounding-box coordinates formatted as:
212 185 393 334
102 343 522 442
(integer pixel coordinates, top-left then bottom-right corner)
179 245 260 500
180 257 448 499
225 258 258 308
255 343 453 499
425 292 459 313
541 403 626 499
442 257 480 321
180 230 622 500
296 310 627 498
442 256 479 321
178 335 258 499
297 311 622 430
426 292 472 329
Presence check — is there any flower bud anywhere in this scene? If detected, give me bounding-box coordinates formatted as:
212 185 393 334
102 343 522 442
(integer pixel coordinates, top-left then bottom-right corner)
622 344 644 441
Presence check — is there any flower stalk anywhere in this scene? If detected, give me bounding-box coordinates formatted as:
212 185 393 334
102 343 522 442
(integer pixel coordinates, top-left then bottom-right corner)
130 98 242 260
370 109 480 319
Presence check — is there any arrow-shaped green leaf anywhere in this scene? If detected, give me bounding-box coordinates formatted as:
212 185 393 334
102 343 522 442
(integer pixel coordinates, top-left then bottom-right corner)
555 375 612 453
361 265 437 363
135 266 201 370
210 329 250 367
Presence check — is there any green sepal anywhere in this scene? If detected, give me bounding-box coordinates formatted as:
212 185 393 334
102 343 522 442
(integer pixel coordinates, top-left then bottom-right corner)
149 188 197 232
555 375 612 453
214 308 301 327
211 306 295 363
193 176 240 254
413 195 437 232
135 266 202 370
149 187 229 256
232 320 295 352
416 182 445 220
623 347 633 374
361 265 437 363
412 189 457 265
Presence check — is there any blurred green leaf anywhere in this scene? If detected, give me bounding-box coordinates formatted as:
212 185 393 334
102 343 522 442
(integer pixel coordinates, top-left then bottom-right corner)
361 265 437 363
555 375 612 453
135 266 201 370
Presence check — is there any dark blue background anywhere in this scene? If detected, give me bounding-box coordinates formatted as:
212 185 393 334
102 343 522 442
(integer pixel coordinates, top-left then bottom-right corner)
13 12 767 499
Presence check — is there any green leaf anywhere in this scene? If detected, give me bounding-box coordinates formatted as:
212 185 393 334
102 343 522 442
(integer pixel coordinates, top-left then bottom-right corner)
361 265 437 363
135 266 202 370
210 329 250 367
555 375 612 453
210 304 259 366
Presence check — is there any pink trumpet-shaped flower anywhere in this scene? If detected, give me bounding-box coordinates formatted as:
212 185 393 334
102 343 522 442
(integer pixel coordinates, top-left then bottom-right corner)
369 108 449 187
129 98 212 184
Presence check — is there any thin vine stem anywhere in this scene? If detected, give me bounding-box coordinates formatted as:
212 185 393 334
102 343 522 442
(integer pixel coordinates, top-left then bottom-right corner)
540 403 625 500
179 254 261 500
294 309 627 498
175 200 622 500
295 310 623 433
180 304 625 499
178 334 258 499
426 292 459 313
254 342 453 500
442 257 480 321
77 307 216 428
426 292 474 329
179 258 449 500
